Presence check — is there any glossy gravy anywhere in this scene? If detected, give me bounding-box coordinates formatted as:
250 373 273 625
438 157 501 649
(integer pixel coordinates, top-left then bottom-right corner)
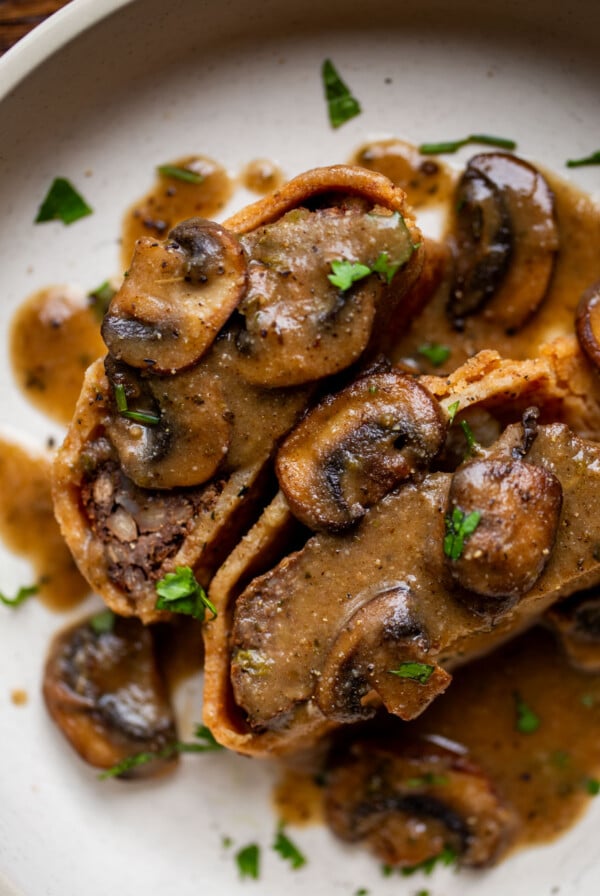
4 142 600 859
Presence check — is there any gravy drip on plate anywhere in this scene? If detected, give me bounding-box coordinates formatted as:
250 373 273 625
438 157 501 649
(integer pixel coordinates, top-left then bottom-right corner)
0 438 89 610
10 285 105 424
121 155 234 265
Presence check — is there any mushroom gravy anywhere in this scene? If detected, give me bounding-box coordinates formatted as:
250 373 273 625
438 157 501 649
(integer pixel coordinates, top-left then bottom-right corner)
4 142 600 870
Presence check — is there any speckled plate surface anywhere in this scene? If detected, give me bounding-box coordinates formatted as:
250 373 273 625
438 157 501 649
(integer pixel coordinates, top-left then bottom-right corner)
0 1 599 894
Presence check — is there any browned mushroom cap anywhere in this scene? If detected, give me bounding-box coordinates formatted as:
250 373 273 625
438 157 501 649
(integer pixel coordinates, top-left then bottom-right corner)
276 371 446 531
102 218 247 373
575 281 600 369
546 589 600 672
315 583 451 723
447 458 562 604
43 613 177 776
224 165 421 387
325 736 518 869
448 153 558 332
103 356 231 489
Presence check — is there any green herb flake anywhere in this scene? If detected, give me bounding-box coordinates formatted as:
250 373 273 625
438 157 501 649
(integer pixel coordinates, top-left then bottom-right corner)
113 383 160 426
586 778 600 796
390 661 435 685
371 250 403 285
88 280 116 319
566 150 600 168
235 843 260 880
418 343 451 367
222 836 233 849
460 419 478 455
0 584 38 608
515 693 540 734
35 177 93 225
406 773 449 788
416 891 431 896
321 59 361 129
157 164 205 184
89 608 115 635
401 845 457 876
550 750 571 770
447 400 460 424
272 825 307 870
381 864 394 877
98 722 221 779
155 565 217 621
354 890 370 896
581 694 595 708
328 259 372 291
444 506 481 560
419 134 517 155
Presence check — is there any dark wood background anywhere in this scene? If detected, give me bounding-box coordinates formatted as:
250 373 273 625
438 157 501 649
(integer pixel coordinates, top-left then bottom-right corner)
0 0 72 54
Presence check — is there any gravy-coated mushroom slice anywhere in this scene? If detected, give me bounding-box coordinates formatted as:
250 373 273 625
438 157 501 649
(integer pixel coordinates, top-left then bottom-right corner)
226 423 600 753
546 590 600 672
276 371 447 531
325 737 518 869
446 458 562 606
575 280 600 370
43 613 177 776
103 357 231 489
449 153 558 332
225 166 423 387
102 218 247 373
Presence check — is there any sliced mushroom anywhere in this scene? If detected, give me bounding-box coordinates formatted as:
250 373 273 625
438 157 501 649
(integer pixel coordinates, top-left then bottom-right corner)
546 590 600 672
575 281 600 370
43 613 177 776
276 370 446 531
103 356 231 489
446 458 562 606
325 737 518 869
224 165 423 387
315 584 451 722
448 153 558 332
225 422 600 753
102 218 247 373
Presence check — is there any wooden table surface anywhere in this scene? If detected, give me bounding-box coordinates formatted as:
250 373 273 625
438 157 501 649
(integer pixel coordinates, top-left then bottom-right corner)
0 0 73 55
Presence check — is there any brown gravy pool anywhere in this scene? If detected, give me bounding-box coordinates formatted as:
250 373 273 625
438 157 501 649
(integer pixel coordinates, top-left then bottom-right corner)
0 438 89 610
5 141 600 860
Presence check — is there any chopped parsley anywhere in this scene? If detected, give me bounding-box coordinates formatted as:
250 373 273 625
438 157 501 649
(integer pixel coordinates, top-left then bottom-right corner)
401 845 457 876
328 250 409 291
586 778 600 796
390 661 435 685
157 164 205 184
406 773 449 788
35 177 93 225
155 565 217 621
566 150 600 168
581 694 595 708
0 584 38 608
235 843 260 880
515 693 540 734
321 58 361 128
354 890 369 896
447 400 460 424
419 134 517 155
98 723 222 779
88 280 116 320
89 608 115 635
418 343 451 367
444 507 481 560
460 419 478 455
272 824 307 869
113 383 160 426
381 864 394 877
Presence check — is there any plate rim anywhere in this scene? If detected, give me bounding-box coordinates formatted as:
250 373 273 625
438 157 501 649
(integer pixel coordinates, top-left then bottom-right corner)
0 0 136 103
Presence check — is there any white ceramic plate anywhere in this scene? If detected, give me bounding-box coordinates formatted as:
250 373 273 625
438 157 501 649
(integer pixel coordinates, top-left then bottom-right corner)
1 1 599 894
